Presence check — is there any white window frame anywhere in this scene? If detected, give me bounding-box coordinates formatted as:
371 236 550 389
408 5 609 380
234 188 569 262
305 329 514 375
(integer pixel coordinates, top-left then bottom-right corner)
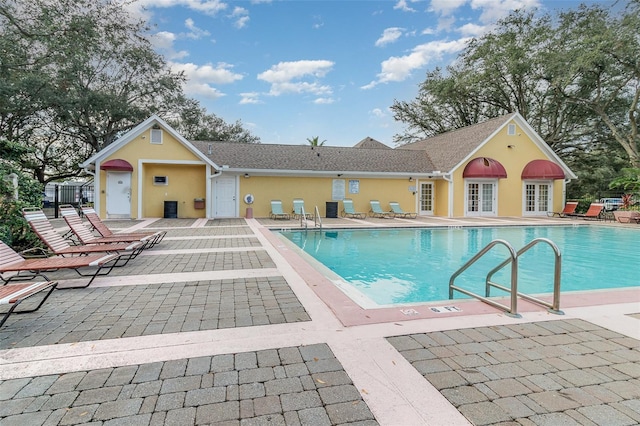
507 123 516 135
150 128 163 144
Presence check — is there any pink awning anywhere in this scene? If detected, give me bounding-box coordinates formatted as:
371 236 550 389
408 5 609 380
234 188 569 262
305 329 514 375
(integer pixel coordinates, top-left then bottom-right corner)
462 157 507 178
101 159 133 172
521 159 564 179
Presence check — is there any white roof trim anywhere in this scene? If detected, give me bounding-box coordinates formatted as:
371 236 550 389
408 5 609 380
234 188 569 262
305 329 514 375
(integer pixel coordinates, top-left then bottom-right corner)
80 115 221 170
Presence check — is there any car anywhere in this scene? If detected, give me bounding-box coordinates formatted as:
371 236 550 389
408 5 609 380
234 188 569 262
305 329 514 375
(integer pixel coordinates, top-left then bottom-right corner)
599 197 623 211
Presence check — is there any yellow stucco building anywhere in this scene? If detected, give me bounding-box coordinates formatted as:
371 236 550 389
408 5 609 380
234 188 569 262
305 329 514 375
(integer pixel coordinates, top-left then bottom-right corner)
80 113 576 220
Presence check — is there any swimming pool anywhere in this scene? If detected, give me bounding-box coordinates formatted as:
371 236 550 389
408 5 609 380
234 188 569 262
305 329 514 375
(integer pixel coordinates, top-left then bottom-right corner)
279 226 640 307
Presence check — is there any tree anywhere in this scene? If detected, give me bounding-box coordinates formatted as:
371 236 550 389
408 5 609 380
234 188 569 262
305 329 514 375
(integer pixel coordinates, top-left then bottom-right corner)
544 2 640 168
167 99 260 143
390 4 639 196
0 0 186 183
306 136 326 146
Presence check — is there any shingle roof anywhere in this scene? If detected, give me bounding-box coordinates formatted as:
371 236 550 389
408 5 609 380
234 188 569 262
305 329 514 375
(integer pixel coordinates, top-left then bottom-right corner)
353 137 391 149
399 113 514 172
190 141 435 174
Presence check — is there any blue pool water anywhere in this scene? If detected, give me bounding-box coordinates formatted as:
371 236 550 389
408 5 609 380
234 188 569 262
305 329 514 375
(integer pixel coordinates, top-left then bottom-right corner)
279 226 640 306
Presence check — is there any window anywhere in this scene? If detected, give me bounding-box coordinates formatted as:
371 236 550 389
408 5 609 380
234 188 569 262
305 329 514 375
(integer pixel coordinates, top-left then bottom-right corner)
153 176 168 185
507 123 516 135
150 128 163 144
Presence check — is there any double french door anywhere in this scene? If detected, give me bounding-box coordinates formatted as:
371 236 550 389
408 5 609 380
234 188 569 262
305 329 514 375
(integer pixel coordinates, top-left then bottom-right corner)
466 181 496 216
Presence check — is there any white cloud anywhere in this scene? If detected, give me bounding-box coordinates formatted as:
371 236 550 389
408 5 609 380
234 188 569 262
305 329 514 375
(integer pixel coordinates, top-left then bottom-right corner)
370 108 387 119
240 92 262 104
150 31 189 60
313 97 335 104
393 0 417 12
230 6 249 28
184 18 211 39
429 0 467 15
170 62 243 99
362 38 470 89
258 60 335 96
375 27 405 47
131 0 228 17
458 22 489 37
471 0 541 23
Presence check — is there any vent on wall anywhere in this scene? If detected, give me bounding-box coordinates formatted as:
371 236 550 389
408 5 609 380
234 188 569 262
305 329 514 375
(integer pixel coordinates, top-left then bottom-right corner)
153 176 168 185
507 123 516 136
151 128 163 144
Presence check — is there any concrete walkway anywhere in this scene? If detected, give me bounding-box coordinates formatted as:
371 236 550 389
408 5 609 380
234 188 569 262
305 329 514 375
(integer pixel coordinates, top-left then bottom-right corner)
0 216 638 425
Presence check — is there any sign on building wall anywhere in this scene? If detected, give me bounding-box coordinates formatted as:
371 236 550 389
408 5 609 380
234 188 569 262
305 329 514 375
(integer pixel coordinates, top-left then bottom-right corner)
349 179 360 194
332 179 345 200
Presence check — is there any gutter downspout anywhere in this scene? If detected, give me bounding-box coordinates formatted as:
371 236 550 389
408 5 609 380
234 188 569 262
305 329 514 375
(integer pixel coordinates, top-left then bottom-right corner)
441 173 454 218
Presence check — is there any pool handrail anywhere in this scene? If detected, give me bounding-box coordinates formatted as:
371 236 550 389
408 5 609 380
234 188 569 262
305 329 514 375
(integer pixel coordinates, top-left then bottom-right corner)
449 239 520 318
314 206 322 229
486 237 564 315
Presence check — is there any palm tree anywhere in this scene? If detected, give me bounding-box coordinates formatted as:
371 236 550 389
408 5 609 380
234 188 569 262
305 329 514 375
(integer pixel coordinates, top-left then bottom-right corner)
306 136 326 146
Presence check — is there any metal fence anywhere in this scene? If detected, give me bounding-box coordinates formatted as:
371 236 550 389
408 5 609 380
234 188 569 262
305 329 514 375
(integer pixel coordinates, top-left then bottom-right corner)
43 180 94 218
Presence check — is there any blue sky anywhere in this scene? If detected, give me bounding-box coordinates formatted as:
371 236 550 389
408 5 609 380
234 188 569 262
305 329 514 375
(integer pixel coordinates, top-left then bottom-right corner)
130 0 608 147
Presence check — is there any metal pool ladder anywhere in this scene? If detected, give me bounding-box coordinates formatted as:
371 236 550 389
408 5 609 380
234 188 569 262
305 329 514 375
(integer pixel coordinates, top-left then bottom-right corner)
448 238 564 318
299 206 322 229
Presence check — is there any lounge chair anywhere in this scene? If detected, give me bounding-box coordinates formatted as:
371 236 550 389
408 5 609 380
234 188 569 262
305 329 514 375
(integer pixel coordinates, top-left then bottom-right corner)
389 202 417 219
0 281 58 327
269 200 291 220
571 203 605 220
80 206 166 247
22 207 144 265
369 200 392 218
0 240 120 288
292 199 313 220
341 199 366 219
547 201 578 218
59 205 160 247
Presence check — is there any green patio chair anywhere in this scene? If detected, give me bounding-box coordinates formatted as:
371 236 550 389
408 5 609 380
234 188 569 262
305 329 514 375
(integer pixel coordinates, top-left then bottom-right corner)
341 199 366 219
292 199 313 219
369 200 392 218
389 202 417 219
270 200 291 220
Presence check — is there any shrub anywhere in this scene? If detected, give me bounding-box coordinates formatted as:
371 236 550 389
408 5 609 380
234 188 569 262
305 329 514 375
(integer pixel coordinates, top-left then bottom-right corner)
0 163 44 251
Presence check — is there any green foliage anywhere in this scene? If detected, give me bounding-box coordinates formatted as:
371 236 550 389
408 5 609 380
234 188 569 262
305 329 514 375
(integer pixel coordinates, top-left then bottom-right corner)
609 168 640 195
0 0 186 183
167 99 260 144
0 163 43 250
306 136 326 146
392 3 640 198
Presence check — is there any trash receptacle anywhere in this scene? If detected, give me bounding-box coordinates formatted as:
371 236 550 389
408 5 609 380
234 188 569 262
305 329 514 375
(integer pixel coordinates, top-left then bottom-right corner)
164 201 178 218
194 198 205 209
245 208 253 219
325 201 338 218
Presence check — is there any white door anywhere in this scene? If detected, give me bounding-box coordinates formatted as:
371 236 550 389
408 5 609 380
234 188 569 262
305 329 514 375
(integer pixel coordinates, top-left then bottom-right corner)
466 180 497 216
419 182 433 215
524 182 551 216
106 172 131 217
214 176 237 217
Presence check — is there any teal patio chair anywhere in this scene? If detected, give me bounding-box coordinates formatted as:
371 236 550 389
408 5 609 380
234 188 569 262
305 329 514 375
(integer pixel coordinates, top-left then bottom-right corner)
389 202 417 218
369 200 392 218
270 200 291 220
292 199 313 219
341 199 366 219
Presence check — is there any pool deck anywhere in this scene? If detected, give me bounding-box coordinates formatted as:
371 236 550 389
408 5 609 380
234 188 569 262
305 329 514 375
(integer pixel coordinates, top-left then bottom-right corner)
0 215 639 425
